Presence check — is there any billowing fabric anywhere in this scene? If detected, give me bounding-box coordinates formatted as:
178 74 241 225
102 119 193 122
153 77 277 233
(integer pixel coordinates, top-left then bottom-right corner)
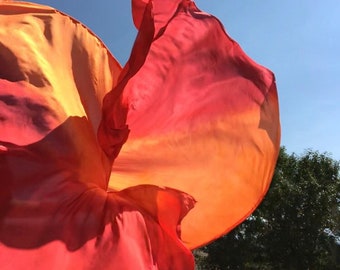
0 0 280 269
101 0 280 249
0 2 194 269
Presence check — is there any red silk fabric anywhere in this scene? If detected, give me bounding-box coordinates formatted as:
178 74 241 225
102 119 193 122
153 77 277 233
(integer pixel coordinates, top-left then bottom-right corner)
0 2 195 269
102 0 280 249
0 0 280 269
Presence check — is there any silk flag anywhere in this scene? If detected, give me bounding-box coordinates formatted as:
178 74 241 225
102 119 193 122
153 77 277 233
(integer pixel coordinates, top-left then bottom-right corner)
0 1 280 269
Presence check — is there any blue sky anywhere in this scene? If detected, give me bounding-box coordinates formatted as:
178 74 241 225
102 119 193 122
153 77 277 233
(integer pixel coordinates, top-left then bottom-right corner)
34 0 340 160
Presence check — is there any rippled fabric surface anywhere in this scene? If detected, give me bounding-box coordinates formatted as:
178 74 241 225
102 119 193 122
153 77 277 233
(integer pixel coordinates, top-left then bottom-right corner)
102 0 281 248
0 0 280 269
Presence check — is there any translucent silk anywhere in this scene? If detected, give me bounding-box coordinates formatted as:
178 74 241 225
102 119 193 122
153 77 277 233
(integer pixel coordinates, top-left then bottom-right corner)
103 0 281 248
0 0 280 269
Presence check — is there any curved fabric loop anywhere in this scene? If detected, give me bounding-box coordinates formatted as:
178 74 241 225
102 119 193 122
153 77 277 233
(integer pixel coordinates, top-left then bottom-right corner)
104 0 281 249
0 1 121 188
132 0 185 36
131 0 148 29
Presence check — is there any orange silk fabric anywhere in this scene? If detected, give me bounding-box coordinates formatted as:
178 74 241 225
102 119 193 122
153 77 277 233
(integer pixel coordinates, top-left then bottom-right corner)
102 0 280 249
0 0 280 269
0 2 195 269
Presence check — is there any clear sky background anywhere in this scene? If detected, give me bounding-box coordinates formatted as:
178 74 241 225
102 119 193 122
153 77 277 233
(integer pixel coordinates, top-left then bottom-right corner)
34 0 340 160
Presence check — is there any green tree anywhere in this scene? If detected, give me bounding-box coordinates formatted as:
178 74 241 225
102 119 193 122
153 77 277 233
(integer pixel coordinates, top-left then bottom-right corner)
197 147 340 269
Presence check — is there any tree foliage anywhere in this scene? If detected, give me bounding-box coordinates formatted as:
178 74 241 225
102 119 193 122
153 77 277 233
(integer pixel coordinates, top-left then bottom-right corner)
196 147 340 269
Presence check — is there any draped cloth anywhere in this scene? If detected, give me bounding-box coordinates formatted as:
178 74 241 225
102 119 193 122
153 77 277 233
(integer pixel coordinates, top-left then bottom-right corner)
0 0 280 269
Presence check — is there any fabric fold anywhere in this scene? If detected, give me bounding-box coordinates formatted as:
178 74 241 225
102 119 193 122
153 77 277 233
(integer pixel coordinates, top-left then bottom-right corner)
0 2 196 269
1 0 280 269
103 0 281 249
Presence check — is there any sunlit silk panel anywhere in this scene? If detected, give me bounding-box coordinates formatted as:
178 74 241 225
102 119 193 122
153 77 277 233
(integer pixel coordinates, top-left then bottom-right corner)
102 0 281 249
0 1 195 269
